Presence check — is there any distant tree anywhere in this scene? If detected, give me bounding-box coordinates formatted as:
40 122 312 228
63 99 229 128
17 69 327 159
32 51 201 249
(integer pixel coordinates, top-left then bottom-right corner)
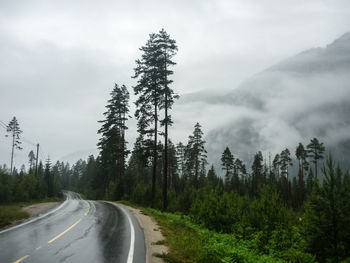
221 147 234 191
167 140 178 189
28 150 36 172
6 117 23 174
45 157 53 197
176 142 186 178
128 135 152 185
280 148 293 180
296 143 309 176
234 158 246 177
251 151 263 196
307 138 325 178
295 143 308 206
306 168 314 195
207 165 218 188
291 176 298 208
185 123 207 189
234 158 246 194
272 154 280 178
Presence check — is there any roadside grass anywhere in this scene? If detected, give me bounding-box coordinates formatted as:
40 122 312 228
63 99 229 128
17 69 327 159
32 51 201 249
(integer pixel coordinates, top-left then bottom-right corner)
118 201 283 263
0 197 64 229
0 204 29 229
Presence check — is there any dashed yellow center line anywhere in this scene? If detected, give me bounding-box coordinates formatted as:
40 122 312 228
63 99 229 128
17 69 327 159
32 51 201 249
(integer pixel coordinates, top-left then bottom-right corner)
48 218 82 244
13 201 91 262
85 202 91 216
13 255 29 263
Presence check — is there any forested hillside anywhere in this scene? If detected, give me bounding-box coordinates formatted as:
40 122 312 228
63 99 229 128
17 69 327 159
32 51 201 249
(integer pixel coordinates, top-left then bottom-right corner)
178 32 350 169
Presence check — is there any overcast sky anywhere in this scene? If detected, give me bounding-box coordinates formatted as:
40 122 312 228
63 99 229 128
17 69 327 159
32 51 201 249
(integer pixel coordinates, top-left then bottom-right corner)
1 0 349 169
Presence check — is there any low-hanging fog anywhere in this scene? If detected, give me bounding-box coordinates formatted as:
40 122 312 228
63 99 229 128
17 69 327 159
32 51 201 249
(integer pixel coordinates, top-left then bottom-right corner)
177 32 350 170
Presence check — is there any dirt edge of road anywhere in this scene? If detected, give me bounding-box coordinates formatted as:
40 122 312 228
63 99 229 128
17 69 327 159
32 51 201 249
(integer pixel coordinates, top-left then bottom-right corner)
21 202 61 217
1 202 61 231
118 203 168 263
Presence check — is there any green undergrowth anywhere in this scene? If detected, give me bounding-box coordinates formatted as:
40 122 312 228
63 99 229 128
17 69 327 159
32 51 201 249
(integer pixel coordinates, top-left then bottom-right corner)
0 204 29 229
118 201 292 263
0 197 64 229
148 210 286 263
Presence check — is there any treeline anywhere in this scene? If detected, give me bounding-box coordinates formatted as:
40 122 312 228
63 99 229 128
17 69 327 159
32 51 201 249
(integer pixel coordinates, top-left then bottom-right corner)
1 116 62 202
0 158 61 202
52 125 350 262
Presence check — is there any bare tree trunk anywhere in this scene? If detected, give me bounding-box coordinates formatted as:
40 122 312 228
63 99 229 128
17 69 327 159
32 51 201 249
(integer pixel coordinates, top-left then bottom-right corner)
163 54 168 210
163 94 168 210
35 144 39 176
10 130 15 174
315 157 318 179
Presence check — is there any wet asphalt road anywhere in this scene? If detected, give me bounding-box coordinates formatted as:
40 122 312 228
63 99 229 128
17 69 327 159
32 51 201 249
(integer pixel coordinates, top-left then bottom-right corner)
0 192 145 263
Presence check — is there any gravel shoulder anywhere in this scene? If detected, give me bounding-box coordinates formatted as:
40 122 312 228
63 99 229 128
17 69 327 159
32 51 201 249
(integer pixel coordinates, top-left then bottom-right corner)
21 202 61 217
1 202 61 231
118 203 168 263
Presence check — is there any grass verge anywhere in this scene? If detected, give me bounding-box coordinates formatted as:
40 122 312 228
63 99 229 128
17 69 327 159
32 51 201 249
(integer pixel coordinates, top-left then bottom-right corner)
118 201 283 263
0 204 29 229
0 197 64 229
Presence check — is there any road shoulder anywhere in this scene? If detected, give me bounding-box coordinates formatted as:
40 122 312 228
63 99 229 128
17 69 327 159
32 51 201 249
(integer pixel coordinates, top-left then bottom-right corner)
117 203 168 263
0 202 61 231
21 202 60 217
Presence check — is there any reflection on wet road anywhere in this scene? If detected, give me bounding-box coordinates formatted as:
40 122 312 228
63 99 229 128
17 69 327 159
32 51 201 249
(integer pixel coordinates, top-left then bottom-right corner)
0 192 145 263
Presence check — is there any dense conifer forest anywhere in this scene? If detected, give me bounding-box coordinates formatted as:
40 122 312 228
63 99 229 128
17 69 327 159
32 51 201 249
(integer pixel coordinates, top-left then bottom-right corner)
1 29 350 262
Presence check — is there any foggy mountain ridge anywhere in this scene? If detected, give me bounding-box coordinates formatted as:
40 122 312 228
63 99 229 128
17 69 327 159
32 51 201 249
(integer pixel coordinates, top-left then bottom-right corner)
178 31 350 171
267 31 350 73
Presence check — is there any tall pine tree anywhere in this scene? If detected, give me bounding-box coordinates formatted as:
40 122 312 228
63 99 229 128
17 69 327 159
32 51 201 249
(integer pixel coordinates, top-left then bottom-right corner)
185 123 207 189
155 29 178 210
280 148 293 180
133 33 162 204
221 147 234 191
133 29 178 209
251 151 263 196
306 137 325 178
6 117 23 175
98 84 130 187
295 143 308 206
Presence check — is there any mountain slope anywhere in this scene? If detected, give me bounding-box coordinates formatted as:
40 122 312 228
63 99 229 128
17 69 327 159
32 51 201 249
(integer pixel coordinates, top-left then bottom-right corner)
199 32 350 169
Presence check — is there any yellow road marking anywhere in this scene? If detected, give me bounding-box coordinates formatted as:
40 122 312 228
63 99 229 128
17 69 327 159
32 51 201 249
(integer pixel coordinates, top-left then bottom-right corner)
85 202 91 216
13 255 29 263
48 218 82 244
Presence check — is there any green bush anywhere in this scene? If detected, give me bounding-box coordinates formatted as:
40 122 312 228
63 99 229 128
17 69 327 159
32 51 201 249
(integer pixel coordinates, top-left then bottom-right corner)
187 185 314 262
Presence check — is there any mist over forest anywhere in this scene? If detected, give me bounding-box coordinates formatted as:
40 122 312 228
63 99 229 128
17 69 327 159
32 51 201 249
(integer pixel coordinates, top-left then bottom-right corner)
177 32 350 171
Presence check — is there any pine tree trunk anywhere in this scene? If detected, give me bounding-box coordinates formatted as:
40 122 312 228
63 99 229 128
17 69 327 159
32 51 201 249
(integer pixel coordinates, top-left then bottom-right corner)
152 102 158 206
163 62 168 210
121 113 125 179
195 157 199 189
163 101 168 209
315 157 318 179
10 130 15 175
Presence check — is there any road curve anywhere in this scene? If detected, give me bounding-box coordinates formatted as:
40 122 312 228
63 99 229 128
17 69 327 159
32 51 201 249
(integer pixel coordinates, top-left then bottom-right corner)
0 192 146 263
